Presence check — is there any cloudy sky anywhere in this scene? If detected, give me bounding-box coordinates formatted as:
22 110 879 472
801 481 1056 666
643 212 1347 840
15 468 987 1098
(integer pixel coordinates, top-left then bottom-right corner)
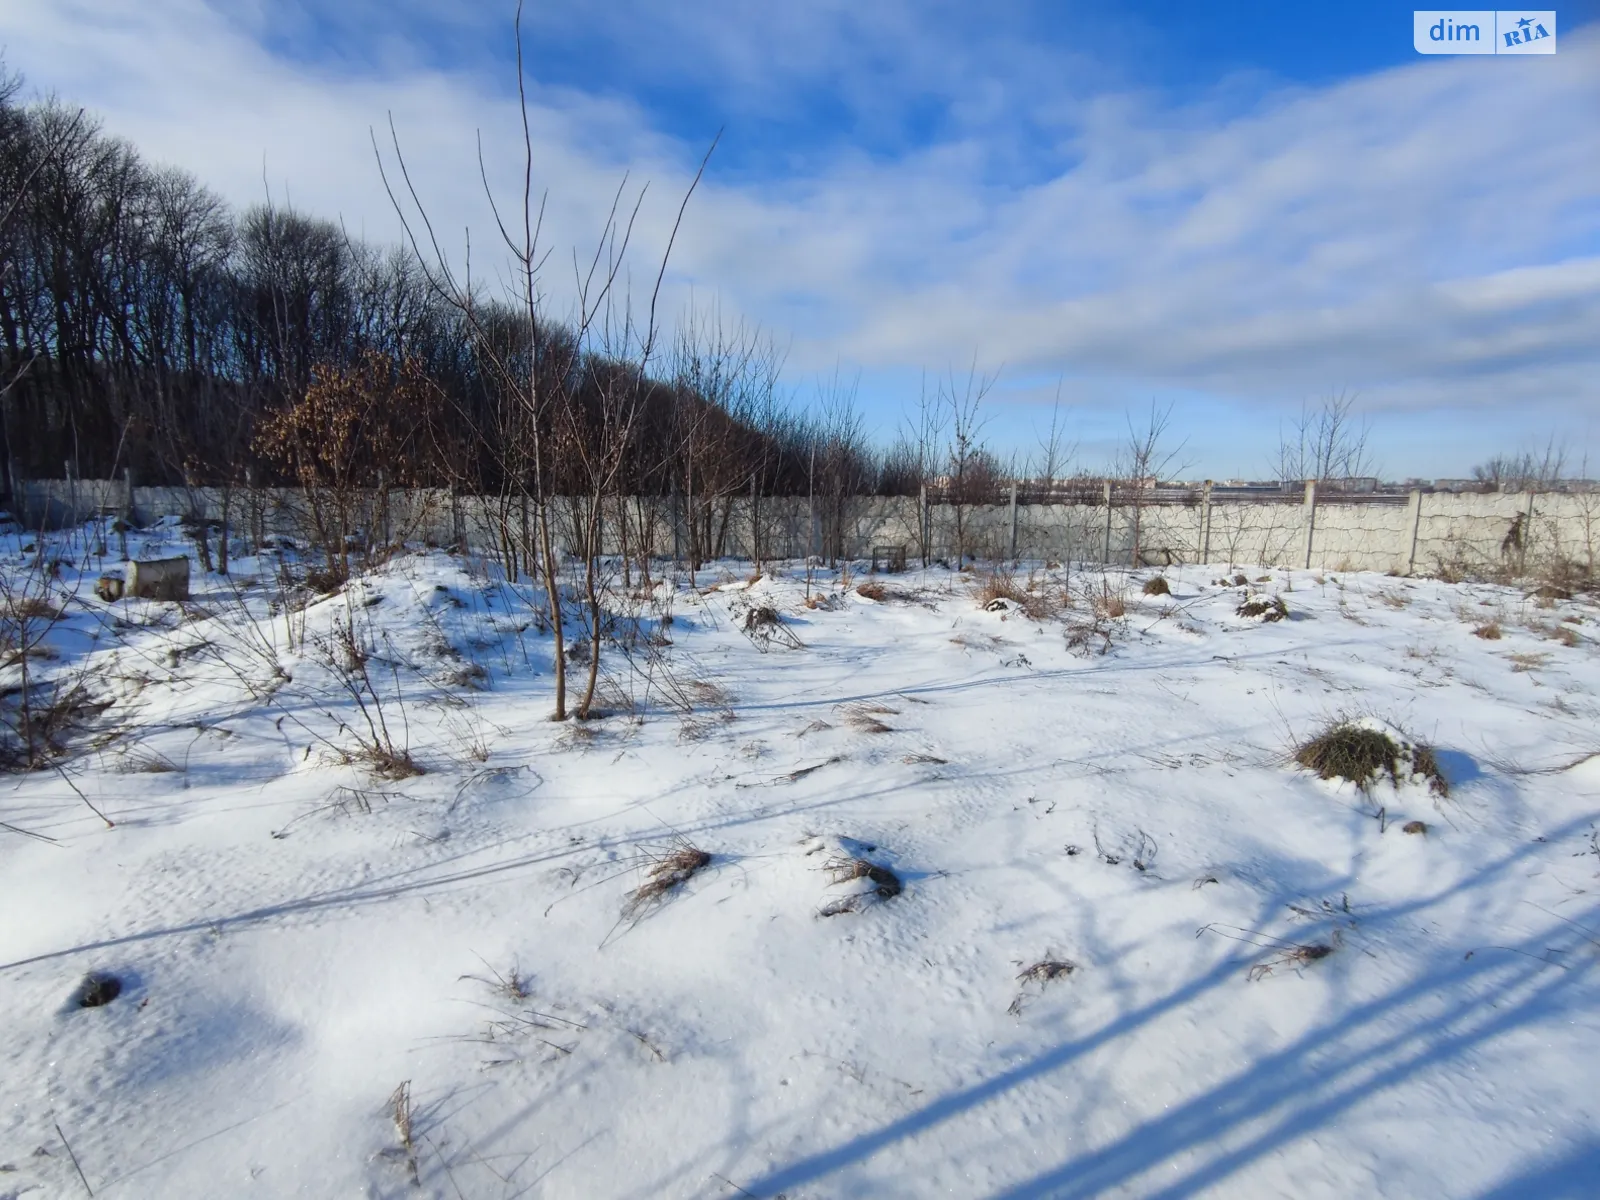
3 0 1598 478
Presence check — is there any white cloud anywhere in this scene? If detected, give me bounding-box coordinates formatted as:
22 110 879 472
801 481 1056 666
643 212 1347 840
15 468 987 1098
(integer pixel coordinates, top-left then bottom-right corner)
2 0 1596 471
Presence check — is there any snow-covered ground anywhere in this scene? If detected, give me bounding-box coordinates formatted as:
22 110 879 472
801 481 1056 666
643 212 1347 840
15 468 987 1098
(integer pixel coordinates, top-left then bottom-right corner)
3 528 1599 1198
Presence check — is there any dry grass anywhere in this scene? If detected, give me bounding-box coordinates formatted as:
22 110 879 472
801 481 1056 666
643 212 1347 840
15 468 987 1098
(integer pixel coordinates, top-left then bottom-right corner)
1096 593 1127 619
2 596 63 622
820 854 902 916
1294 718 1448 797
1248 941 1335 982
742 603 805 650
623 840 713 919
687 679 732 708
1507 652 1548 673
1016 959 1077 986
1141 576 1171 596
386 1080 420 1186
974 568 1060 620
1473 620 1503 640
349 742 425 780
745 604 781 629
1237 594 1289 622
1064 614 1116 656
443 661 488 689
1007 958 1078 1016
844 703 898 734
115 748 180 774
459 956 533 1001
0 682 109 772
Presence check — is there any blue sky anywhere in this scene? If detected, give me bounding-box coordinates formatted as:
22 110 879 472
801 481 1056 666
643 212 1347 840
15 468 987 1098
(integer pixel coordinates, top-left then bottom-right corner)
3 0 1598 478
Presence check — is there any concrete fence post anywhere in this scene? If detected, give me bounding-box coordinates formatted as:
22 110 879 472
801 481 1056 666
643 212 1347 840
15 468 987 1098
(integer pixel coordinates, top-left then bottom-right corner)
119 467 133 560
1102 480 1113 564
919 484 928 568
1200 480 1213 565
1405 489 1422 576
1525 489 1538 572
1008 481 1018 564
1303 480 1318 569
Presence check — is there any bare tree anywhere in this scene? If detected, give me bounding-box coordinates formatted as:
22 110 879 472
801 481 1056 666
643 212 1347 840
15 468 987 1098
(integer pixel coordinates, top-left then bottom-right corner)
1274 392 1374 487
376 2 711 721
1028 378 1077 491
1472 439 1567 492
941 359 998 564
1116 400 1188 567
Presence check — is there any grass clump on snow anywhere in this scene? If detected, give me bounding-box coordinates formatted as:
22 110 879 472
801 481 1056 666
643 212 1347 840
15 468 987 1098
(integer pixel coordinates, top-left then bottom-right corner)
819 844 903 916
623 841 713 919
1237 593 1289 621
1293 717 1449 797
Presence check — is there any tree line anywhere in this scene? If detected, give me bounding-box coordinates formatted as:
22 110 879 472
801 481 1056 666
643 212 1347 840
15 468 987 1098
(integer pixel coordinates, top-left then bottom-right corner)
0 66 911 516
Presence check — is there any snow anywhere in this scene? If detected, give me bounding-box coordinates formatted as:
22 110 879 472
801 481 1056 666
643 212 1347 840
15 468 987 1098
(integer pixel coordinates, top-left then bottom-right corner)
3 533 1599 1198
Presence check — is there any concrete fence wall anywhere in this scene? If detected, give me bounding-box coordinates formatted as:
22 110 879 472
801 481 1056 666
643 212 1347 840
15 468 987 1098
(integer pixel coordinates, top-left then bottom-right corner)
12 477 1600 579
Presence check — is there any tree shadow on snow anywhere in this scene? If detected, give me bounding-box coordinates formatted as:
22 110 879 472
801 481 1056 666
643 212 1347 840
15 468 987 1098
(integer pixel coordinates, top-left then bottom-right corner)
725 821 1600 1199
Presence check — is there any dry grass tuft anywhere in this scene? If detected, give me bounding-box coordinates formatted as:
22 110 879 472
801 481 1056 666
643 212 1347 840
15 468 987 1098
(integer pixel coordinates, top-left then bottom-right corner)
1248 941 1334 982
356 743 425 780
1008 958 1078 1016
116 749 180 774
742 603 805 650
820 853 902 915
1294 718 1448 797
387 1080 420 1186
1096 593 1127 619
745 604 781 630
842 702 898 733
1016 959 1077 986
624 840 713 919
1295 722 1400 789
1064 614 1116 656
1237 594 1289 622
3 596 63 622
1142 576 1171 596
443 661 488 689
687 679 732 707
974 568 1060 620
